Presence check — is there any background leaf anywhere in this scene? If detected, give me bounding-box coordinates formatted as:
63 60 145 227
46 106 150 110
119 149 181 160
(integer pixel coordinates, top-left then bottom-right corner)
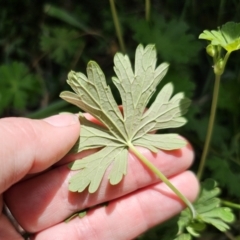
0 62 42 114
207 157 240 198
130 15 202 64
40 27 83 66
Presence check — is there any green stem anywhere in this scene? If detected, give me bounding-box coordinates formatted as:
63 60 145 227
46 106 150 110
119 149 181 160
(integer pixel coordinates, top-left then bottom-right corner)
221 200 240 210
180 0 191 20
197 51 231 180
197 73 221 180
224 231 238 240
223 52 231 70
217 0 226 24
145 0 151 22
128 142 196 219
109 0 126 53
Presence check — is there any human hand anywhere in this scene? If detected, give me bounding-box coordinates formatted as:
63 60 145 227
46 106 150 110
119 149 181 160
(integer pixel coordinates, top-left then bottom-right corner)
1 114 199 240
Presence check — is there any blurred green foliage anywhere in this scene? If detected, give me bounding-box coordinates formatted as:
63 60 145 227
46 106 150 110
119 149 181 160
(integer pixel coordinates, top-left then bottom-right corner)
0 62 41 114
0 0 240 239
40 26 83 66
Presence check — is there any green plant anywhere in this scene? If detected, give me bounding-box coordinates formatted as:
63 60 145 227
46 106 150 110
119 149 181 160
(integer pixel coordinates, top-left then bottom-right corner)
159 21 240 240
1 1 240 239
140 179 235 240
60 21 240 239
198 22 240 180
40 26 83 66
60 44 195 216
0 62 42 115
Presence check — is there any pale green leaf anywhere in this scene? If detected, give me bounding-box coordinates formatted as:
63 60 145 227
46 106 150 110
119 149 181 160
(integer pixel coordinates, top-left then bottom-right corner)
69 146 126 193
112 45 169 138
199 22 240 52
133 134 187 152
60 44 190 193
61 62 127 140
134 83 190 138
108 148 128 185
73 114 124 152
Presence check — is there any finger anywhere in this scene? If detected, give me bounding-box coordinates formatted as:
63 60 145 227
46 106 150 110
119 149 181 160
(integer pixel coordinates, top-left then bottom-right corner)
5 143 194 232
0 196 23 240
0 215 22 240
0 114 80 193
32 171 199 240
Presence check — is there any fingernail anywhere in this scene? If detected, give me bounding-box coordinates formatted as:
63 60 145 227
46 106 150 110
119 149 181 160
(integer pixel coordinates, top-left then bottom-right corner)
43 114 79 127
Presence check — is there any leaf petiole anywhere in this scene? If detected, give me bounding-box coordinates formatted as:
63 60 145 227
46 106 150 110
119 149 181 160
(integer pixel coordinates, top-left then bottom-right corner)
128 142 197 219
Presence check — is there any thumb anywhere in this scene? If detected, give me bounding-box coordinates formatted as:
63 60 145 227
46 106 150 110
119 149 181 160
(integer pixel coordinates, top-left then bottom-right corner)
0 114 80 193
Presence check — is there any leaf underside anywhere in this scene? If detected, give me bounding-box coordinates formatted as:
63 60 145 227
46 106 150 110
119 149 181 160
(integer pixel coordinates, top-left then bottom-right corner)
60 44 190 193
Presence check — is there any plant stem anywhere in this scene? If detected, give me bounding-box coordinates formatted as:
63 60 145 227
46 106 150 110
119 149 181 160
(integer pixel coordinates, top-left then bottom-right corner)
128 142 196 219
224 231 238 240
180 0 191 20
197 73 221 180
223 52 231 70
217 0 226 24
145 0 151 22
221 200 240 210
197 51 231 179
109 0 126 53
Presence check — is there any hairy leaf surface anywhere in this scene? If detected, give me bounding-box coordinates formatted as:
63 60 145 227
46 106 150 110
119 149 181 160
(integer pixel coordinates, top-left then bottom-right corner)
60 44 190 193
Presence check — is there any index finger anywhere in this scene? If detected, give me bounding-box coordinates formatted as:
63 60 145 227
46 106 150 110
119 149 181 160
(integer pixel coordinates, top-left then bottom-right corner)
0 114 80 193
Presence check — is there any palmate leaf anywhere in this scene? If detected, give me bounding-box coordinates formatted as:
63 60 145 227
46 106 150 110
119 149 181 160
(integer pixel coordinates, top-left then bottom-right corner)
177 179 235 238
199 22 240 52
60 44 190 193
130 15 201 64
40 26 83 65
140 179 235 239
0 62 42 114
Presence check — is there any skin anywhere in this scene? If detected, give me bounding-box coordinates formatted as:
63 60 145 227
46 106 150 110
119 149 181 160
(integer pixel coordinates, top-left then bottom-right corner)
0 114 199 240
